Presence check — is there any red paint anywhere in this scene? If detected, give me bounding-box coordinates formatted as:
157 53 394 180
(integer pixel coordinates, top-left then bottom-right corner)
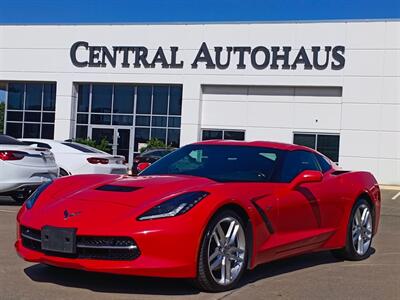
16 141 381 278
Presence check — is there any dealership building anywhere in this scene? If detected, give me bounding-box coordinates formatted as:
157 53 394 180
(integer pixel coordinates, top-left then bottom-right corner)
0 19 399 184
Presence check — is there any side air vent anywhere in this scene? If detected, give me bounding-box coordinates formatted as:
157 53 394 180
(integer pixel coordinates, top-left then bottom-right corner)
332 170 351 176
95 185 141 192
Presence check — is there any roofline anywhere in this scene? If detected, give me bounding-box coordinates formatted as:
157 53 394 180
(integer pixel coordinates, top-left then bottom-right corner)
0 18 399 27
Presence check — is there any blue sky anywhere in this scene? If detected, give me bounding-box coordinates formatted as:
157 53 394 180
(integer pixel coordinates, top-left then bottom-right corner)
0 0 399 24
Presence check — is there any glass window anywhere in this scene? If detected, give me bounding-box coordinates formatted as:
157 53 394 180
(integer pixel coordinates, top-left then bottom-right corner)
224 131 245 141
23 123 40 138
315 153 332 173
280 150 321 182
76 125 88 139
134 128 150 152
6 111 23 122
112 115 133 125
136 86 152 114
76 113 89 124
293 133 340 163
7 83 24 110
42 112 55 123
77 84 90 112
0 134 24 145
43 83 56 111
151 128 166 142
41 124 54 139
113 85 134 114
25 83 43 110
92 84 112 113
141 145 283 183
136 116 150 126
91 114 111 125
24 112 41 122
152 116 167 127
5 122 22 138
202 130 223 140
317 135 340 163
168 117 181 128
152 86 168 114
62 142 100 153
167 129 180 148
293 133 316 149
169 86 182 115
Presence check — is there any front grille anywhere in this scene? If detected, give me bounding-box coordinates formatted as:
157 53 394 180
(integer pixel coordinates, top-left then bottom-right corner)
20 226 140 261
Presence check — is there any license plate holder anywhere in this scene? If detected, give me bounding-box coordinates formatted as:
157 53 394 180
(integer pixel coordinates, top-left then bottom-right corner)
41 226 77 254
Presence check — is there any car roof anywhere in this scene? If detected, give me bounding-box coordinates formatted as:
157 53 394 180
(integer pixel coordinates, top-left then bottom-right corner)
194 140 316 152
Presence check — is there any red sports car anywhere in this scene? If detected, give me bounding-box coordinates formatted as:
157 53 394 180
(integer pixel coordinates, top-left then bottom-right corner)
15 141 381 292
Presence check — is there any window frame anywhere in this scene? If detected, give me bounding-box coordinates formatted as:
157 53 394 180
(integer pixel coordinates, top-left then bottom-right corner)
293 132 340 163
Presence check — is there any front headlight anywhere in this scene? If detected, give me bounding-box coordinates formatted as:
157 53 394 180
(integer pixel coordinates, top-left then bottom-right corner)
26 181 53 209
137 191 209 221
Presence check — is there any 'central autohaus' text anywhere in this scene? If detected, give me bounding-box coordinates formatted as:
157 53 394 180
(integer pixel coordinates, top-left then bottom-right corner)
70 41 345 70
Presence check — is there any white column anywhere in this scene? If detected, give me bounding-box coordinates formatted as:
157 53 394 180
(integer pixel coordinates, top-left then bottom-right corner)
54 80 76 140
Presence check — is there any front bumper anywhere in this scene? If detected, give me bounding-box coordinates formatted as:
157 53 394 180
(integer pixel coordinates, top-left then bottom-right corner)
15 218 201 278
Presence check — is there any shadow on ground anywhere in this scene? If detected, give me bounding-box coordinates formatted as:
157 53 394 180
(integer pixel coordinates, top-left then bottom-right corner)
24 249 368 296
0 196 20 206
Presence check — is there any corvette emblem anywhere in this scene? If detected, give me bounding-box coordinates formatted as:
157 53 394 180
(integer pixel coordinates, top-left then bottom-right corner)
64 210 81 220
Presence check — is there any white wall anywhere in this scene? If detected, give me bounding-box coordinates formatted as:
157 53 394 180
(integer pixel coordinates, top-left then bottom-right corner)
0 21 399 184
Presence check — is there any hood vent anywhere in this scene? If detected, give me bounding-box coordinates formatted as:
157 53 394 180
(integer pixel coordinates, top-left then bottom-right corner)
95 185 142 192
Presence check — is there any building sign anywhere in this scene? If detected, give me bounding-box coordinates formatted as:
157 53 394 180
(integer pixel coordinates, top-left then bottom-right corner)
70 41 345 70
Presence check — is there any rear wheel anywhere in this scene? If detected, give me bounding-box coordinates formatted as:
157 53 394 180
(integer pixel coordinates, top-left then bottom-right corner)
332 199 373 260
196 210 248 292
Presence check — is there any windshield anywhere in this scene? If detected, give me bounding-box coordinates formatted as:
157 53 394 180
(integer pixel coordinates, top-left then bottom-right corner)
140 145 284 182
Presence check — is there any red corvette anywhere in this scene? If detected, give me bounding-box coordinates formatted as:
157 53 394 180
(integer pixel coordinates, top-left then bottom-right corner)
15 141 381 292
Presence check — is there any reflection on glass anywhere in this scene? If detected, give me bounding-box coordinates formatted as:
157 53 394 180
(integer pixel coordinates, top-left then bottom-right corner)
92 84 112 113
114 85 134 114
25 83 42 110
136 86 152 114
152 86 168 114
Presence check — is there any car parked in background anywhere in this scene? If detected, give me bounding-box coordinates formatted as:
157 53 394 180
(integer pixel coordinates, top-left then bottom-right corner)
132 148 176 175
0 135 58 203
20 139 127 176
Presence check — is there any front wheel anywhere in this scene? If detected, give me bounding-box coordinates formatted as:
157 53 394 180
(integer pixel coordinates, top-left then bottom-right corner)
332 198 373 260
196 210 248 292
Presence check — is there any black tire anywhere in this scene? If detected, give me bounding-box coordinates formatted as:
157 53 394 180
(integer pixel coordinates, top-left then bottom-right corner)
331 198 373 261
196 210 249 292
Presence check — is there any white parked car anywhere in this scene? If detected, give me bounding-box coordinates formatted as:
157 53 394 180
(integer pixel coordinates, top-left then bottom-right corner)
20 139 128 176
0 135 59 203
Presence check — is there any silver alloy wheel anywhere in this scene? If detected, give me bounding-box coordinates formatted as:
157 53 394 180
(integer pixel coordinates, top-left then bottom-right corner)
207 216 246 286
352 204 373 255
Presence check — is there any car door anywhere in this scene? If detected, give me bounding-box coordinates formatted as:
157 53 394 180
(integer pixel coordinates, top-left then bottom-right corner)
273 150 329 256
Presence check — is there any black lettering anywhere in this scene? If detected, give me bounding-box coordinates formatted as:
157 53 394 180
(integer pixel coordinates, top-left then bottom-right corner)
251 46 270 70
191 42 216 69
214 47 232 69
170 47 184 68
270 46 291 69
151 47 170 68
311 46 331 70
88 46 102 67
233 47 251 69
70 41 88 67
133 47 151 68
291 47 312 70
101 46 118 68
331 46 345 70
116 47 132 68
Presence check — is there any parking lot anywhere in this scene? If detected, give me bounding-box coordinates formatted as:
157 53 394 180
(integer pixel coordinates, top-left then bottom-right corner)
0 188 399 300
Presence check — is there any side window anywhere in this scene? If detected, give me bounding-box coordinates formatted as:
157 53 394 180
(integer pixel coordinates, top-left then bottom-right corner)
280 150 321 182
315 153 332 173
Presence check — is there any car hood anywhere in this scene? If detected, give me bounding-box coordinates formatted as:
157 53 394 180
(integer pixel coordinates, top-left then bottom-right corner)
21 175 219 230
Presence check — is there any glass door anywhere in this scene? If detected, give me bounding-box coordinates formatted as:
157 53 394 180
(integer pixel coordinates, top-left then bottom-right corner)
89 126 133 165
91 128 114 155
116 128 131 164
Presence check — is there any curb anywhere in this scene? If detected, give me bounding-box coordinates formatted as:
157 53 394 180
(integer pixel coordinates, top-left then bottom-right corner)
380 185 400 191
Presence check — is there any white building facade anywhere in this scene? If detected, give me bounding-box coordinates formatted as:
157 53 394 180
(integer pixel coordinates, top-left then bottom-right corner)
0 21 399 184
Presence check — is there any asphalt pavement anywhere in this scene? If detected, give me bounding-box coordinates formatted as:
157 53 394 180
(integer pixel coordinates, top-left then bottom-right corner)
0 188 399 300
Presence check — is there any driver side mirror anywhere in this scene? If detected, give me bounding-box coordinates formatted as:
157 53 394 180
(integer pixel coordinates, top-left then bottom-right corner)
289 170 323 190
137 162 151 173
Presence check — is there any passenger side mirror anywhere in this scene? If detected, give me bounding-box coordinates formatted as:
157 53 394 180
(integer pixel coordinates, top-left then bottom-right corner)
137 162 151 173
290 170 323 189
